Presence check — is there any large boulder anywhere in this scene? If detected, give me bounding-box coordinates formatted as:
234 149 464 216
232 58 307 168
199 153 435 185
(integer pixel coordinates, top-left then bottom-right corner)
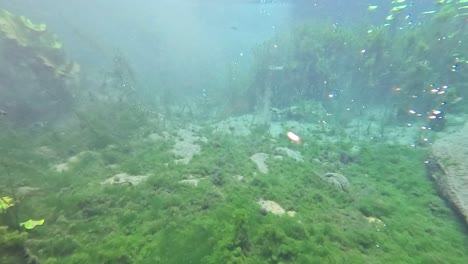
430 123 468 225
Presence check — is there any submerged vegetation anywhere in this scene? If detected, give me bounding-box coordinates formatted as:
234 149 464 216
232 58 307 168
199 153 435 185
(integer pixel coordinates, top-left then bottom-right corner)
0 120 467 263
1 1 468 263
247 6 467 130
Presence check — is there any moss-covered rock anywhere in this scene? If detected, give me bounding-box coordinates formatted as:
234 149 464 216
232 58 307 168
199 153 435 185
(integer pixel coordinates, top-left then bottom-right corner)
0 8 79 126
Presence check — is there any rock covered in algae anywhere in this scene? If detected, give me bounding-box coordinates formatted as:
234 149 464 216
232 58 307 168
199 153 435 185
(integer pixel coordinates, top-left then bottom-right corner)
430 122 468 225
275 147 304 162
319 172 350 192
171 128 208 164
250 153 269 174
257 199 296 216
101 173 149 186
0 8 79 79
20 15 46 32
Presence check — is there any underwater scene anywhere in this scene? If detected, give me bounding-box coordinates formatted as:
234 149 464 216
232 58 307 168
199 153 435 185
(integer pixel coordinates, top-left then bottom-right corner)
1 0 468 263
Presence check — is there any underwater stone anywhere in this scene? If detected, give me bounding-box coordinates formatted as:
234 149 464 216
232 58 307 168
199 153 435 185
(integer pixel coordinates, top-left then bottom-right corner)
52 163 69 173
350 145 361 155
101 173 148 186
147 133 164 142
107 164 120 170
273 155 283 160
430 122 468 225
35 146 57 158
234 175 244 181
178 179 199 187
51 151 98 173
275 147 304 162
172 141 201 164
212 115 252 136
257 199 295 216
250 153 269 174
320 172 350 192
171 128 206 164
16 186 40 196
287 211 296 217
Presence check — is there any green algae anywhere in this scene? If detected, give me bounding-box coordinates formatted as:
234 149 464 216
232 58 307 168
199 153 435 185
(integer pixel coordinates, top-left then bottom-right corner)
0 5 467 263
1 115 467 263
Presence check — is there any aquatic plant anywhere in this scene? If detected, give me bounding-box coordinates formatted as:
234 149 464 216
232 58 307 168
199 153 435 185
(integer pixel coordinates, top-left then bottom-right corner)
248 10 467 131
0 195 42 264
68 102 152 150
0 226 26 248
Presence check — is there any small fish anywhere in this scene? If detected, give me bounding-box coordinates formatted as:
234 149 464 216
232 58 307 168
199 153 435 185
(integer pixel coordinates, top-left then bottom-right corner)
286 131 302 144
391 5 407 13
451 97 463 104
368 5 378 11
268 65 284 71
0 110 6 116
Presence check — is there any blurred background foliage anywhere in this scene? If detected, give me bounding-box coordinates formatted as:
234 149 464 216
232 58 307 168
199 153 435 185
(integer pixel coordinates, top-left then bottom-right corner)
1 2 467 129
245 6 467 127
